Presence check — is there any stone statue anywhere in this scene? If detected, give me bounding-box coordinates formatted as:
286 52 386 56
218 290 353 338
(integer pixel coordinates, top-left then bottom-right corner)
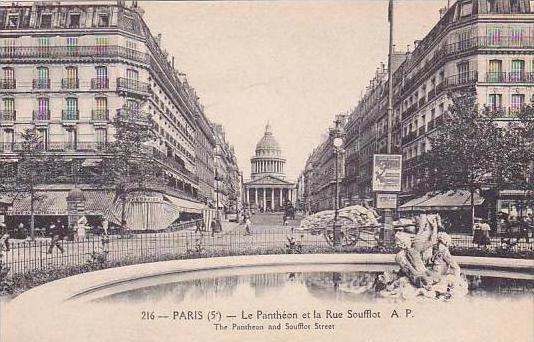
376 213 468 301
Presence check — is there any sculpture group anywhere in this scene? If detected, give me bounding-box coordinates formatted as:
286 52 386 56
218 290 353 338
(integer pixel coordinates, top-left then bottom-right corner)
376 214 469 300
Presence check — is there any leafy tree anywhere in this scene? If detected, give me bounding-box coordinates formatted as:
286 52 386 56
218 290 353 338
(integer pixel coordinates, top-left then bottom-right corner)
102 107 164 231
420 93 504 228
0 128 63 240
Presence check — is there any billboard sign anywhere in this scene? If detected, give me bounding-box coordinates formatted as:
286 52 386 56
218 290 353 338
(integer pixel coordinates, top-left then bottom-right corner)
376 193 398 209
372 154 402 192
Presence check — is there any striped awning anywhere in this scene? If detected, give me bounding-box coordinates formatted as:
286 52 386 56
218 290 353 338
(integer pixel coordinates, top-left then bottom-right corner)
398 190 484 212
10 191 68 215
166 195 205 214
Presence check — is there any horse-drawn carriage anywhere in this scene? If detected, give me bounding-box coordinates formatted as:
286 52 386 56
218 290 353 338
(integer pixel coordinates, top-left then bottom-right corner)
298 205 381 247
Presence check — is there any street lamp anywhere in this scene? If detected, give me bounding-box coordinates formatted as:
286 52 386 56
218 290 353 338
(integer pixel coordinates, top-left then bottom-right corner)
333 137 343 247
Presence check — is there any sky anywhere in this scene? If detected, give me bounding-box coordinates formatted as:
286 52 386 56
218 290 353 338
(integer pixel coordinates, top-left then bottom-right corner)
140 0 450 180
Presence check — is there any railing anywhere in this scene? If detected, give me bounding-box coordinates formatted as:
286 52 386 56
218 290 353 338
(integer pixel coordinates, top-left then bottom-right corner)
0 79 16 89
91 109 109 121
33 78 50 89
116 77 150 96
446 71 478 87
0 110 16 122
446 36 534 55
483 106 527 118
33 110 50 121
401 131 417 145
61 78 79 89
417 126 426 137
402 103 419 120
0 45 150 64
485 72 534 83
91 78 109 89
62 109 79 121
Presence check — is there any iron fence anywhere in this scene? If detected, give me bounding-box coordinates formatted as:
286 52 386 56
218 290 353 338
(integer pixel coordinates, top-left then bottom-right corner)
1 228 532 277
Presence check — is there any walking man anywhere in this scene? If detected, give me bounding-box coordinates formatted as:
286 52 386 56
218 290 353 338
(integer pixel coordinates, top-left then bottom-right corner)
47 223 65 254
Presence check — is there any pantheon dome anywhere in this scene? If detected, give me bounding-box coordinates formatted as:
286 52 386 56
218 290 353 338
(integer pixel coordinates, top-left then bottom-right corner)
251 123 286 179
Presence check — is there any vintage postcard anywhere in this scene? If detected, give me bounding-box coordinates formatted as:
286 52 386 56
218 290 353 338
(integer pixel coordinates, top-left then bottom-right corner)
0 0 533 341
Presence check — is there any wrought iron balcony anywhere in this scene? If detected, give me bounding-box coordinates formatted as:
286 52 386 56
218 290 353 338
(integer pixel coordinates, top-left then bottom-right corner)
62 109 79 121
91 78 109 89
401 131 417 145
485 72 507 83
33 110 50 121
33 78 50 89
446 71 478 87
0 110 16 122
61 78 79 89
116 77 150 97
485 72 534 83
0 45 150 64
0 79 16 89
91 109 109 121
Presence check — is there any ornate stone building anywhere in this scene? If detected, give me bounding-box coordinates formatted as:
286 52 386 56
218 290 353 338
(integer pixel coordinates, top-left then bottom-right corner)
244 123 294 212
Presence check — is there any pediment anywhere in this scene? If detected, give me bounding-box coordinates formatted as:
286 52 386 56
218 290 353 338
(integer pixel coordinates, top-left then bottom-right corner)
245 175 293 186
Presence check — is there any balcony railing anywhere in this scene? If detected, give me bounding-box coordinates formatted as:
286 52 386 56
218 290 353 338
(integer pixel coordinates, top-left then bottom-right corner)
485 72 534 83
417 126 426 137
401 131 417 145
446 36 534 55
62 109 79 121
446 71 478 87
0 45 150 64
61 78 79 89
0 79 16 89
116 77 150 96
402 103 419 120
33 110 50 121
48 142 109 152
91 78 109 89
0 110 16 122
91 109 109 121
483 106 527 118
33 79 50 89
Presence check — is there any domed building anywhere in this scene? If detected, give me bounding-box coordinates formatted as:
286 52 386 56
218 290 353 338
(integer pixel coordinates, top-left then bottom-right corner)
244 123 294 212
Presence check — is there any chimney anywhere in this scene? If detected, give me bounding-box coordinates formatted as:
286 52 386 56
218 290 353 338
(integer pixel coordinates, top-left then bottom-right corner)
172 56 175 69
414 40 421 49
156 33 162 45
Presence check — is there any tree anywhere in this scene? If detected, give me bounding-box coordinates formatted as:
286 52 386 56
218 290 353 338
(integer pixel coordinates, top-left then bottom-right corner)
419 92 504 228
103 107 163 231
0 128 63 240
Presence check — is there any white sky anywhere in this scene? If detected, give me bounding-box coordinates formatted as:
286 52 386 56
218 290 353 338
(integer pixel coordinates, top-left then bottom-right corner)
141 0 450 180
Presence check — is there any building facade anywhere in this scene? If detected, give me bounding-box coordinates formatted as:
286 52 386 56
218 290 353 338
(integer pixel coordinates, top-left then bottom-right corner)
301 0 533 220
243 123 294 212
0 1 231 230
212 123 240 214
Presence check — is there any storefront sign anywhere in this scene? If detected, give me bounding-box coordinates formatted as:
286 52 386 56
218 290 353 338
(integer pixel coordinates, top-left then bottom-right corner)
372 154 402 192
376 193 398 209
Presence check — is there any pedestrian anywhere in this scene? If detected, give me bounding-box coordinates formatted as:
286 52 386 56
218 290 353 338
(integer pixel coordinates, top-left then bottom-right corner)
479 220 491 246
472 218 482 247
102 218 109 236
244 214 252 236
0 223 10 252
211 219 217 237
47 223 65 254
519 217 529 243
195 219 202 234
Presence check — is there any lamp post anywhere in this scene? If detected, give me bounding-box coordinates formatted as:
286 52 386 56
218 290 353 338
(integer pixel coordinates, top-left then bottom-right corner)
333 137 344 247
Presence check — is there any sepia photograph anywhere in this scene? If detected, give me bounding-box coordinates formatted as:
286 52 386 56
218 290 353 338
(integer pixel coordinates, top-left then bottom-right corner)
0 0 533 341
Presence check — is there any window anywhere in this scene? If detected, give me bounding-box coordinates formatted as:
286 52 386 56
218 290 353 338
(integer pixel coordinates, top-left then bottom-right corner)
457 62 470 83
511 94 525 114
511 0 521 13
97 14 109 27
486 27 502 46
94 66 108 89
460 1 472 17
63 66 78 88
2 67 15 89
40 14 52 28
511 60 525 81
126 68 139 81
488 94 502 112
487 0 497 13
458 30 472 50
3 98 14 112
488 59 503 82
35 67 49 89
66 37 78 55
1 129 14 152
36 97 49 120
95 37 109 55
69 13 80 28
66 129 77 150
510 27 524 46
65 98 78 120
6 15 19 29
95 128 107 149
94 97 108 120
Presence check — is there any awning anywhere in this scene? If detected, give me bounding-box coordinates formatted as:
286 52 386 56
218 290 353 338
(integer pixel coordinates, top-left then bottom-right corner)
83 190 115 215
398 190 485 212
166 195 205 214
10 191 68 215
